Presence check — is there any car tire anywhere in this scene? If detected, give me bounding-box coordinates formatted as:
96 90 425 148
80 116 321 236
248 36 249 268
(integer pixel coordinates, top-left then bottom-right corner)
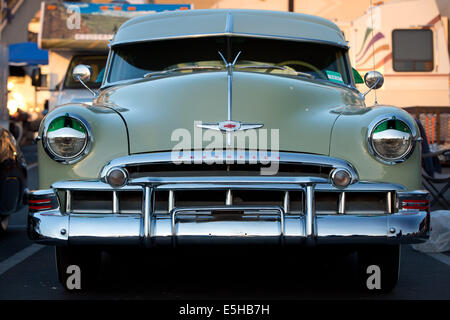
0 216 9 235
357 244 400 293
55 246 101 291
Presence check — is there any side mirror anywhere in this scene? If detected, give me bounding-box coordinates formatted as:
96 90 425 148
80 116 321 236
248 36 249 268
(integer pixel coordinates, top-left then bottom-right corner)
72 64 97 97
31 67 42 87
73 64 92 83
363 71 384 96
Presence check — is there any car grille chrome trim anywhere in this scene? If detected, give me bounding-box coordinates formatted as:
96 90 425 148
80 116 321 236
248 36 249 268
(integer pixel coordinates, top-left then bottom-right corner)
171 205 286 247
52 152 406 243
29 183 430 246
52 177 404 242
143 186 153 247
130 176 328 185
99 151 359 183
338 192 345 214
305 185 315 239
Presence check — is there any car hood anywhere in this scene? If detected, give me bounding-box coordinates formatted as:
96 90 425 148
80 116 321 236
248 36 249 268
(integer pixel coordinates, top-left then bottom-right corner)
58 88 94 106
97 71 364 155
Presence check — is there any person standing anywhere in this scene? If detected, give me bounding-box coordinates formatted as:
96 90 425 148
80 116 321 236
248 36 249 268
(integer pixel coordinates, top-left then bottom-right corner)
1 0 12 23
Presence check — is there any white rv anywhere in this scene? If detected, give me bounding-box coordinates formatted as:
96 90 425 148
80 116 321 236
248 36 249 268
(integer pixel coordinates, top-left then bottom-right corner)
341 0 449 108
341 0 449 149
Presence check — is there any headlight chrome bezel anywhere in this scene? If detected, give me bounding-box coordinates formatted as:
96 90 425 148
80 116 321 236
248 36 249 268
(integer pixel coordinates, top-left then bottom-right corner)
42 113 92 164
367 114 418 165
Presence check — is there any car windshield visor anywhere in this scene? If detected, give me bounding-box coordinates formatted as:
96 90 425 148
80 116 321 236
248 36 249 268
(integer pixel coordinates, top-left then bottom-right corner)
107 36 350 85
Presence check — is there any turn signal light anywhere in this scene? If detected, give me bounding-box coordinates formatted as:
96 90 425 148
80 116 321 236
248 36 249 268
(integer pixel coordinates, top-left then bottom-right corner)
28 191 59 212
106 167 129 187
401 199 430 211
331 169 352 188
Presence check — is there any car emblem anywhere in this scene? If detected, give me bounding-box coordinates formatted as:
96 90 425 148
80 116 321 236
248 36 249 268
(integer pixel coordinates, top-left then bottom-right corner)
197 120 263 133
220 121 240 131
196 51 264 144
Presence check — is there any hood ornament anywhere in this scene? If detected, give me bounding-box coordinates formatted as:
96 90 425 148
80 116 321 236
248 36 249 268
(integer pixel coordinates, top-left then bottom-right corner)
196 51 263 145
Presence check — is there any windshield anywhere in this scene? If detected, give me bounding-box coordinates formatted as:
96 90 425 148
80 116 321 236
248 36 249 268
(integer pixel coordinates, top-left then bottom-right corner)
108 36 351 85
64 55 108 89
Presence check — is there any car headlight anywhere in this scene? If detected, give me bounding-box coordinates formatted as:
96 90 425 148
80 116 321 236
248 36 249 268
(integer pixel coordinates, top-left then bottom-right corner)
43 113 91 164
368 116 416 164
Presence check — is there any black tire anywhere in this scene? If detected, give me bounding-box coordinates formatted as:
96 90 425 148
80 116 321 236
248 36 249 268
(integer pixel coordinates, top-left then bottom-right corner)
357 244 400 293
55 246 101 291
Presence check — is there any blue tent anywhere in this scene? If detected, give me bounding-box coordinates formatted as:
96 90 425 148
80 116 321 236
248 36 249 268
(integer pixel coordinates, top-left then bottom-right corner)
8 42 48 66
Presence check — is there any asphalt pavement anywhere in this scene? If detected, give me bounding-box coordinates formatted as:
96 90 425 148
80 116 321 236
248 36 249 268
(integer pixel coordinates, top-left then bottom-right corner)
0 145 449 300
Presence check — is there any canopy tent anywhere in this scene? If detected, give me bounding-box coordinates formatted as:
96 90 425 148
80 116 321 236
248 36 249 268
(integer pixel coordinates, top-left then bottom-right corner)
8 42 48 66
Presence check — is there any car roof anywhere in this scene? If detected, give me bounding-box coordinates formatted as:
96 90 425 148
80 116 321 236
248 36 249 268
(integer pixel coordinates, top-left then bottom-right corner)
111 9 347 48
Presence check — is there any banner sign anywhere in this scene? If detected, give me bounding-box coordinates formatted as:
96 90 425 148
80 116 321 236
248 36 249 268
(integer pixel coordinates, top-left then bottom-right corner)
39 2 192 50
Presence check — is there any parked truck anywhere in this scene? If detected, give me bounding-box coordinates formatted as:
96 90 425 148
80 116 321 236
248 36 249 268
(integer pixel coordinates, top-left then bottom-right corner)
39 1 192 111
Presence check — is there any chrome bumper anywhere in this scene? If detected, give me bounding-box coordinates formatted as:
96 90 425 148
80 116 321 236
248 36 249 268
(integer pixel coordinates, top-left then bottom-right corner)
27 180 430 247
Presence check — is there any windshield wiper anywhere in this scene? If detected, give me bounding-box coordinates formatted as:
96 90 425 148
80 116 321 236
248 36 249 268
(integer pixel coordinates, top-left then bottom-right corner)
143 64 315 80
235 65 315 79
144 66 223 78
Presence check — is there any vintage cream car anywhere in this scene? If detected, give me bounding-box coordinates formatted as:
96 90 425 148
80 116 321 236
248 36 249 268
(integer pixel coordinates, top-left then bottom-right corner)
28 9 429 292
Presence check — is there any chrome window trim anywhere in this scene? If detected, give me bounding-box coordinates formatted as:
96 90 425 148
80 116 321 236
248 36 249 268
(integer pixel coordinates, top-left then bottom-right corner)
41 113 93 165
366 114 419 165
100 48 114 89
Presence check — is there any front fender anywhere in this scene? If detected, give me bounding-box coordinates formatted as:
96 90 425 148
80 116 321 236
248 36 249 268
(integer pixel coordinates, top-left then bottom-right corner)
330 105 421 190
37 104 129 189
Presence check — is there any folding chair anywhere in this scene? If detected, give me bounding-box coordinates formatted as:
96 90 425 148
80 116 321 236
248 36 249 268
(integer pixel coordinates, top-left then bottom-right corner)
415 119 450 209
422 149 450 209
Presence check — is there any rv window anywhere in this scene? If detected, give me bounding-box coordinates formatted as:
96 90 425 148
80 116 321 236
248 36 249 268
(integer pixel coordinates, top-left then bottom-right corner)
392 29 433 72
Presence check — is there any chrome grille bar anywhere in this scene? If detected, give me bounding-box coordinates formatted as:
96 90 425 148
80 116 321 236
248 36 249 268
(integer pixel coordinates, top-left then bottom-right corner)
338 192 345 214
283 191 290 213
130 176 327 185
387 191 392 214
54 179 401 221
171 205 286 247
100 151 359 183
66 190 71 213
305 185 315 239
226 189 233 205
168 190 175 212
143 186 153 247
113 191 119 214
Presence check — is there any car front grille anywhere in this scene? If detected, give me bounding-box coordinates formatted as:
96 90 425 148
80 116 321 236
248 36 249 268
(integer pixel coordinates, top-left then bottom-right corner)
60 188 393 215
126 163 332 179
67 190 143 214
54 152 393 216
